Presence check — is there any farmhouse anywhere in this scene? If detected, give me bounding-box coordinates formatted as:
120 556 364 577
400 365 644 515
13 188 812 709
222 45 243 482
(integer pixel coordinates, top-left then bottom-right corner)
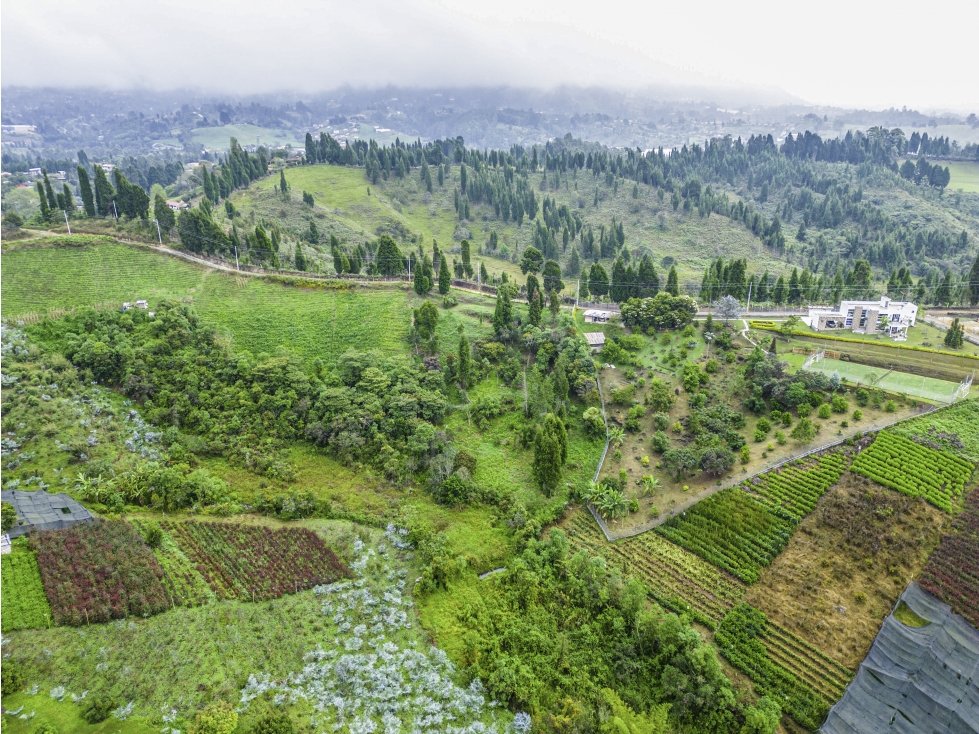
1 489 94 538
805 296 917 340
167 200 190 211
583 309 610 323
584 332 606 351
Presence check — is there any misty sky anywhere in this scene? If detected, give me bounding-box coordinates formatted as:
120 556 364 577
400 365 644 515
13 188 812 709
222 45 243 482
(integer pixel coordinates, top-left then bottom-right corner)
2 0 976 112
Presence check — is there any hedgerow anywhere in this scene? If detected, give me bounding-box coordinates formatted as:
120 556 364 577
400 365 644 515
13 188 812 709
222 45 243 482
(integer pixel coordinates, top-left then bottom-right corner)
850 432 974 512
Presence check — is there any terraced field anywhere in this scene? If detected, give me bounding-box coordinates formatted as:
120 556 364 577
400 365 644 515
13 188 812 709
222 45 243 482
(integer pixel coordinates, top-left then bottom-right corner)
761 621 853 704
564 510 746 628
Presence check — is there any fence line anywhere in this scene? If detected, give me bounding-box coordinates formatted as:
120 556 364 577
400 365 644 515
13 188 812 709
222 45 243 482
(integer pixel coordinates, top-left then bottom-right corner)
585 401 944 544
921 315 979 348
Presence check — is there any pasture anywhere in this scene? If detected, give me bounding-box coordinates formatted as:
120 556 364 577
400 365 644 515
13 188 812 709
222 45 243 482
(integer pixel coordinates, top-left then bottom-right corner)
188 124 301 150
944 159 979 193
802 355 965 403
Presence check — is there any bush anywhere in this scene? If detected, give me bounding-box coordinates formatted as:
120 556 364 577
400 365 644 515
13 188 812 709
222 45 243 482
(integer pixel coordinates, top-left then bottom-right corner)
884 400 897 413
81 695 117 724
753 429 766 443
582 407 606 438
143 524 163 548
852 409 863 421
652 412 670 431
740 445 751 465
251 709 295 734
704 358 718 373
855 388 870 406
650 431 670 453
831 395 849 413
610 385 635 405
1 657 26 691
724 352 736 363
817 404 832 419
755 417 771 434
190 702 238 734
781 412 792 427
442 295 458 308
797 403 813 418
775 431 786 445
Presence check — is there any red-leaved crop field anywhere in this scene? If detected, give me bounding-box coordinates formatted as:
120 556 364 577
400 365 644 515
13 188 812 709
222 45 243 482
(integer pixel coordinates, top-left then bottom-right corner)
30 520 170 626
162 521 350 601
917 489 979 627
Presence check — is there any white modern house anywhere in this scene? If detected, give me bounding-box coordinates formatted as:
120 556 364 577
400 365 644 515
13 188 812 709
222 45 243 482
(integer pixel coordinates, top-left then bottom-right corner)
805 296 917 340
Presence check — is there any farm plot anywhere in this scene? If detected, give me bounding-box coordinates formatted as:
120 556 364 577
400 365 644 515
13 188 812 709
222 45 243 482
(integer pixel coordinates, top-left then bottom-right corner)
565 511 746 628
131 520 216 607
1 547 52 632
30 520 170 626
163 521 350 601
743 452 848 522
917 489 979 628
654 488 794 584
850 432 974 512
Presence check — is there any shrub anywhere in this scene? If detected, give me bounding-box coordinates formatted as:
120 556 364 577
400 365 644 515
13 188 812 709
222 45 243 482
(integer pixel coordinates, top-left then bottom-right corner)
797 403 813 419
582 407 606 438
852 409 863 421
652 412 670 431
884 400 897 413
610 385 635 405
650 431 670 453
724 352 736 363
190 702 238 734
144 524 163 548
753 429 766 443
251 709 295 734
831 395 849 413
775 431 786 446
781 412 792 427
855 388 869 406
641 456 650 467
1 657 26 691
704 359 718 373
81 695 117 724
756 417 771 434
740 445 750 465
671 421 683 434
817 404 832 419
442 294 458 308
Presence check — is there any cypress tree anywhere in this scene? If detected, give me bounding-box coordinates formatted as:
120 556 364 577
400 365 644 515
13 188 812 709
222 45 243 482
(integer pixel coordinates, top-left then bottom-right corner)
492 288 513 334
569 246 581 276
969 252 979 307
154 194 175 232
294 244 307 271
279 169 288 193
77 166 96 216
788 267 801 305
666 265 680 296
532 413 567 496
528 288 543 327
457 333 472 389
42 169 58 211
61 184 74 215
35 181 50 219
93 165 115 216
461 239 473 278
438 256 451 295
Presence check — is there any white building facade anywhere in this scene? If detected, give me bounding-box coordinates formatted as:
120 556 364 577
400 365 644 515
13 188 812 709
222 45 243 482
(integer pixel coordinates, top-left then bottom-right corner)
806 296 917 340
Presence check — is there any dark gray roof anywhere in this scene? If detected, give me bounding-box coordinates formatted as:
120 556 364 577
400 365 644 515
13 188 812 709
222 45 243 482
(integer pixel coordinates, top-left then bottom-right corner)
821 582 979 734
1 489 94 538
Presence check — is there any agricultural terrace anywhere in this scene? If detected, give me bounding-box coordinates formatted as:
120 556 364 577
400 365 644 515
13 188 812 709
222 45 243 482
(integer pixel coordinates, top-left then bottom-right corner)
582 307 925 534
850 432 974 512
888 397 979 462
917 489 979 629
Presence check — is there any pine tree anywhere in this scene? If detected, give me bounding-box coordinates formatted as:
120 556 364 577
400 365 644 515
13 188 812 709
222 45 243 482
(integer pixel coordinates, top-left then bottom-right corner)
480 261 488 284
944 318 964 348
788 267 801 304
279 170 288 193
457 333 472 389
666 265 680 296
77 166 96 217
438 256 451 295
42 169 58 211
461 239 473 279
528 288 543 327
772 275 787 305
532 413 567 495
569 246 581 276
154 193 175 233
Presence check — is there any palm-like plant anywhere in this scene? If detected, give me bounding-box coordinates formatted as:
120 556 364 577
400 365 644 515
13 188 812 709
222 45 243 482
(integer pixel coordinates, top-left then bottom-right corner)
607 427 625 448
639 474 660 497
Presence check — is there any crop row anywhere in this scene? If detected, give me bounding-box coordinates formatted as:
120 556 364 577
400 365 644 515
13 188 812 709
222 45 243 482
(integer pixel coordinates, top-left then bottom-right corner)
763 620 854 681
567 514 745 628
745 453 848 522
131 520 215 608
759 626 851 702
654 489 794 584
917 490 979 628
1 549 52 632
162 521 350 602
850 432 974 512
715 604 830 730
30 520 170 626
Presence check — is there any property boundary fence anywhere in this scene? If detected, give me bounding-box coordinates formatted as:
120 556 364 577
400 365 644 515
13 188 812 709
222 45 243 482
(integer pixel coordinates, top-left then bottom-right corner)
922 315 979 348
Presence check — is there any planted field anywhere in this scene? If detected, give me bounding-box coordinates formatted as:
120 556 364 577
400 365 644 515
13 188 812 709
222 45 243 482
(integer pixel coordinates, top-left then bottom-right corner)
917 489 979 628
30 520 170 626
744 452 847 521
888 397 979 462
162 521 349 601
654 488 794 584
131 520 216 607
565 510 746 628
850 432 974 512
0 547 52 632
760 621 853 704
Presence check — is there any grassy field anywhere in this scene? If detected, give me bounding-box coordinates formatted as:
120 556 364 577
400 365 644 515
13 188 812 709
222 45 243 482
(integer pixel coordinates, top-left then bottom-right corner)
188 124 302 150
943 160 979 193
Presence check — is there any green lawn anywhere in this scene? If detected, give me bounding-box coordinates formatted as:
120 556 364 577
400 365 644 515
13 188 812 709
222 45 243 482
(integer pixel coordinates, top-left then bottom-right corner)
944 160 979 193
802 356 963 403
189 124 302 150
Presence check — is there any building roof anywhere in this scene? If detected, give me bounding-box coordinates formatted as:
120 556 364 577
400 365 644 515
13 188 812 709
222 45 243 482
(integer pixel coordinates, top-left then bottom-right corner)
584 332 606 346
1 489 94 538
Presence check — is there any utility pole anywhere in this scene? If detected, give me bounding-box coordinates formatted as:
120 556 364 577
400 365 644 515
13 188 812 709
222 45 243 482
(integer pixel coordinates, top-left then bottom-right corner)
407 254 411 283
234 245 240 270
113 201 118 220
63 210 71 235
575 279 580 307
745 280 752 314
153 218 162 244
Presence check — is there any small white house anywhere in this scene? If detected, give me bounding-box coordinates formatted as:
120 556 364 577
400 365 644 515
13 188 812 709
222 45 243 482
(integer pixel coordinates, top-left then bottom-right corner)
583 309 610 323
806 296 917 340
